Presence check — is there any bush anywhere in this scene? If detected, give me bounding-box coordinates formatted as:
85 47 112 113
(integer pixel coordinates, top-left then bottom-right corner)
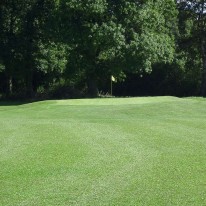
48 84 84 99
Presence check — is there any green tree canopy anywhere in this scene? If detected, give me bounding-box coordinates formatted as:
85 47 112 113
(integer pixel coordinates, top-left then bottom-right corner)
60 0 178 96
177 0 206 96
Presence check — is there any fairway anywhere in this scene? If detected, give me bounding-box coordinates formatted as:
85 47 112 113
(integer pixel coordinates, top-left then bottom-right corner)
1 97 206 206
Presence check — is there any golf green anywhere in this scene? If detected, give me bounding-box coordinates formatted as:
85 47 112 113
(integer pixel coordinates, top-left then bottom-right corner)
1 97 206 205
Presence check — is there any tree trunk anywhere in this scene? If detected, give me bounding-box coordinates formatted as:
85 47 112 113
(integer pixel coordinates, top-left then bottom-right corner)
26 68 34 98
9 77 13 95
87 78 98 98
201 40 206 97
5 77 13 97
4 66 13 98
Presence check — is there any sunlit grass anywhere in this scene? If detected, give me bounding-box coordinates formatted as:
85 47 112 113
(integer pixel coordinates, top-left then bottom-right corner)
1 97 206 205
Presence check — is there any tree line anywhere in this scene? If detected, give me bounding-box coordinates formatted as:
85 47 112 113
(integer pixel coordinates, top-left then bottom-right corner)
0 0 205 99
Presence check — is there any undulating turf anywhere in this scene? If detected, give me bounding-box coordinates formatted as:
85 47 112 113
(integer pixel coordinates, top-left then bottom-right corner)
1 96 206 205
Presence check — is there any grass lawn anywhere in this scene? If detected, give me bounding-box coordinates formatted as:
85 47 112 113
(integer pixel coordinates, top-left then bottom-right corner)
1 96 206 206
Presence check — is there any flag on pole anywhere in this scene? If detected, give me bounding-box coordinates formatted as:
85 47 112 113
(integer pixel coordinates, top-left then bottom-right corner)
111 75 116 82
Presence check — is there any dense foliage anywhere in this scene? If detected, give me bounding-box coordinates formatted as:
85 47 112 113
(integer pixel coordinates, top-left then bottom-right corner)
0 0 205 98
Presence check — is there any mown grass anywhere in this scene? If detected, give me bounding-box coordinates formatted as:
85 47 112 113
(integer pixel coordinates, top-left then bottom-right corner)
1 96 206 206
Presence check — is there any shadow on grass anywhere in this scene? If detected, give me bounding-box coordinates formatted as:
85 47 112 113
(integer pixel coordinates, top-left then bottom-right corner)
0 100 31 106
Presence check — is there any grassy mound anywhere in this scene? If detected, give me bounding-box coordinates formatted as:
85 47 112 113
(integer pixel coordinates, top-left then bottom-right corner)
1 97 206 205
